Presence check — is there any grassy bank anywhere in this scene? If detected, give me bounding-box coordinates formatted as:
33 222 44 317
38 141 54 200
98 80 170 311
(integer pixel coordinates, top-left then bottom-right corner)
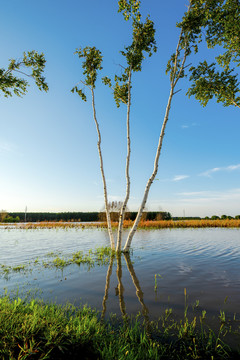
1 219 240 229
0 295 239 359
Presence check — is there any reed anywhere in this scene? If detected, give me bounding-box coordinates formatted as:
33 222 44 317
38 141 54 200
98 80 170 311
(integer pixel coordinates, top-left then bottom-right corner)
121 219 240 229
2 218 239 230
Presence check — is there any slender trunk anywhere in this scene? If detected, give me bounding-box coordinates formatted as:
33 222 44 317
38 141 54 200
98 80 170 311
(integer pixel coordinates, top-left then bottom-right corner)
123 87 174 252
91 88 115 250
116 69 132 252
123 28 189 252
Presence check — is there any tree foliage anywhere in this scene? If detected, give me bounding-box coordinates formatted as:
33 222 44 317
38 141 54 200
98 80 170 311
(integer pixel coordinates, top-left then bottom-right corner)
187 61 240 106
179 0 240 108
105 0 157 107
0 51 48 97
73 1 157 108
71 47 103 101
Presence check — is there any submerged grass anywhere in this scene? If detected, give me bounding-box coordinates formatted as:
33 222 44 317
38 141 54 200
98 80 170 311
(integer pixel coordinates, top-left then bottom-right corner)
0 295 239 360
0 247 115 276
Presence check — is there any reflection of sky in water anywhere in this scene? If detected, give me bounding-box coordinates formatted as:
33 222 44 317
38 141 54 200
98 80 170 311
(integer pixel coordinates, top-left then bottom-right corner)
0 227 240 323
178 263 192 274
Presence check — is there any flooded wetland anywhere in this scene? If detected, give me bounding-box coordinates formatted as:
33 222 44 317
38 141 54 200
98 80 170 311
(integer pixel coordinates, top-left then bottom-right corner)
0 226 239 324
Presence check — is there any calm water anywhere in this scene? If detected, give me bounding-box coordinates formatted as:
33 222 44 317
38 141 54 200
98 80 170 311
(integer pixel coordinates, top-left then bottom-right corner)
0 227 240 324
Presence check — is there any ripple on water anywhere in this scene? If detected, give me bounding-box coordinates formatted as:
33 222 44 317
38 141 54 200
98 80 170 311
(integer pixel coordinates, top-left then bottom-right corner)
0 227 240 323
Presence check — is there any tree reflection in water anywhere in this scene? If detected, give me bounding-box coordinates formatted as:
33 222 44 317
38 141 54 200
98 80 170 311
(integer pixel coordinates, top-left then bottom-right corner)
101 255 114 320
101 253 149 323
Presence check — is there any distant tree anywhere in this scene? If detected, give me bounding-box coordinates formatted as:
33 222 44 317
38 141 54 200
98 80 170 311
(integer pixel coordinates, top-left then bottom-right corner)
155 212 172 221
0 210 8 222
179 0 240 109
235 215 240 219
0 211 20 223
0 51 48 97
3 215 20 223
221 214 228 219
140 211 147 221
99 201 130 222
211 215 220 220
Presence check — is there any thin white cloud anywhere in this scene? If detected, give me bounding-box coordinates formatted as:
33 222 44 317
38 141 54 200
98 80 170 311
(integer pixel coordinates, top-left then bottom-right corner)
177 188 240 203
108 195 122 202
178 191 209 197
92 181 99 186
0 140 16 154
200 164 240 177
200 167 221 177
227 164 240 171
181 123 199 129
172 175 189 181
97 194 122 202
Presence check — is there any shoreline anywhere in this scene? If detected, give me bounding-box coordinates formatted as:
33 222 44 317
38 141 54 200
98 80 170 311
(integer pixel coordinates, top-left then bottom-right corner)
1 219 240 229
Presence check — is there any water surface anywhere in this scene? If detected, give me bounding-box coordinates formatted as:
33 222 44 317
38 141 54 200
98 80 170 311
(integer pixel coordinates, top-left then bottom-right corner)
0 227 239 323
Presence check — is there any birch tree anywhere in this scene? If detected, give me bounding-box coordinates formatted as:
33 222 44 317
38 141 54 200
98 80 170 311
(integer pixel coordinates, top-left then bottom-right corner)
73 0 196 252
72 1 156 251
103 1 157 252
122 3 193 252
0 51 48 97
71 47 115 250
179 0 240 109
123 0 240 251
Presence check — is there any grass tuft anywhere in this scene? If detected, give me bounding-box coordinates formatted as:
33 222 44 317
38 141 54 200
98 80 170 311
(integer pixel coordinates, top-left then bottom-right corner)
0 295 239 359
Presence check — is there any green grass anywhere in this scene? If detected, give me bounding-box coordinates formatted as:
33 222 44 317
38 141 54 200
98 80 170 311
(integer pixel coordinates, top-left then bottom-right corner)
0 247 115 275
0 295 239 360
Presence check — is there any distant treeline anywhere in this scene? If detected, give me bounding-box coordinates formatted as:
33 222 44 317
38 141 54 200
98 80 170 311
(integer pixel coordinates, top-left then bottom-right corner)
8 211 172 222
99 211 172 222
6 212 240 222
9 212 99 222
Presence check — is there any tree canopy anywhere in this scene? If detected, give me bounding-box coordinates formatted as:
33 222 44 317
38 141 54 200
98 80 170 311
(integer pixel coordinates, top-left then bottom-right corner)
179 0 240 108
0 50 48 97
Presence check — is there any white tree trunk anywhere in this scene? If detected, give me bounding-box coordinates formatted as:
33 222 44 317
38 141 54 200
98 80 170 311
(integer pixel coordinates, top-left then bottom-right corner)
116 69 132 252
91 89 115 250
123 28 189 253
123 87 174 252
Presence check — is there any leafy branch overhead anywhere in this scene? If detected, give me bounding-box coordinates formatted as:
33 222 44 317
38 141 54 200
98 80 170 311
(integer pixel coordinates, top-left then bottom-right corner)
0 51 48 97
179 0 240 108
118 0 141 21
72 1 157 109
187 61 240 107
103 0 157 108
71 47 103 102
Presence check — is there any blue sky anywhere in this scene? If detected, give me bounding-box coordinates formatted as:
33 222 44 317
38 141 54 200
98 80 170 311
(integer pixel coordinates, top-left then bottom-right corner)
1 0 239 217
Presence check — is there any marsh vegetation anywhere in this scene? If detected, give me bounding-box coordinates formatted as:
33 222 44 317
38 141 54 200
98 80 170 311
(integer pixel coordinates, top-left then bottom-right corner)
0 226 240 358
